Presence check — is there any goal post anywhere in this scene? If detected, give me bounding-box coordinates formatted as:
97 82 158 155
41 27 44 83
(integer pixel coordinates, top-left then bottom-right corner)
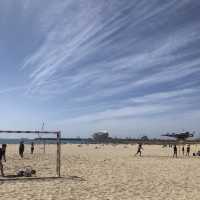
56 131 61 177
0 130 61 177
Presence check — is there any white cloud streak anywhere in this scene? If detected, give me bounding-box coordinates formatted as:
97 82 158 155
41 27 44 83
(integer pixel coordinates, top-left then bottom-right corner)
2 0 198 136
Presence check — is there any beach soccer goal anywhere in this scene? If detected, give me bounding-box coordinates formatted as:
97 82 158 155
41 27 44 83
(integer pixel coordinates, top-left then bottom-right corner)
0 130 61 178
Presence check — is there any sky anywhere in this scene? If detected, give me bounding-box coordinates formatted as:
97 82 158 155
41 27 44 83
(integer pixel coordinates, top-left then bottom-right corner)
0 0 200 138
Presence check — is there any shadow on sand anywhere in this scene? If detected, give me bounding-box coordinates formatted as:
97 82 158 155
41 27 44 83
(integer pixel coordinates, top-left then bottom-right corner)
0 175 86 182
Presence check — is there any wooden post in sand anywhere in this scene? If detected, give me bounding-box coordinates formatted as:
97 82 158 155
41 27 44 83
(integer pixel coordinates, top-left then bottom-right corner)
43 140 46 153
56 131 61 177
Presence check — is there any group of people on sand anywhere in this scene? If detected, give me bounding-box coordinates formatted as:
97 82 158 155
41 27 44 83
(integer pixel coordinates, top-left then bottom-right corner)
134 143 192 158
173 144 191 158
0 142 35 177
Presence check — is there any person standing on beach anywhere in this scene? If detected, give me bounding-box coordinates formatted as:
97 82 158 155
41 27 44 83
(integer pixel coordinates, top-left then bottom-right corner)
186 145 190 156
19 141 25 158
31 142 34 154
135 144 143 156
0 147 4 176
182 146 185 156
2 144 7 162
173 145 177 158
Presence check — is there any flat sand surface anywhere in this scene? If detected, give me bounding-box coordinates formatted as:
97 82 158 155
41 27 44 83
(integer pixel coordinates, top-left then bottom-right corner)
1 144 200 200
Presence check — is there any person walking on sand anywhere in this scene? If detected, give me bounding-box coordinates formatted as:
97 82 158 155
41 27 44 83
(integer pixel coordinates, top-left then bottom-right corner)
186 145 190 156
19 141 25 158
173 145 177 158
2 144 7 162
135 144 143 156
182 146 185 156
31 142 34 154
0 147 4 176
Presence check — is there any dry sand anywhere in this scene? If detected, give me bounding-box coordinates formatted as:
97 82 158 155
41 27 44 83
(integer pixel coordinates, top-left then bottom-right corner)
1 144 200 200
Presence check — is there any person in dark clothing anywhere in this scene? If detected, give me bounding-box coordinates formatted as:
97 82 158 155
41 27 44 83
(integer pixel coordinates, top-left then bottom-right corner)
19 141 25 158
173 145 177 158
135 144 143 156
186 145 190 156
31 142 34 154
2 144 7 162
182 146 185 156
0 148 4 176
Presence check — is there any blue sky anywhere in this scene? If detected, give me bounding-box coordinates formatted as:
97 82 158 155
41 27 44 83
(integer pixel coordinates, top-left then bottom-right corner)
0 0 200 138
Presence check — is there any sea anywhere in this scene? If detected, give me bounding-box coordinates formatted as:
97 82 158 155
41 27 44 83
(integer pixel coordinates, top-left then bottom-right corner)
0 138 90 144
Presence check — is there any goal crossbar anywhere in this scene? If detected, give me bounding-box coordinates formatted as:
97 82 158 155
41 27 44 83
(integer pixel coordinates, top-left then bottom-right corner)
0 130 59 134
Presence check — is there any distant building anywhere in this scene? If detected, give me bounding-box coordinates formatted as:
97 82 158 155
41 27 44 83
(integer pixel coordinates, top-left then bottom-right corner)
92 131 110 142
141 136 149 140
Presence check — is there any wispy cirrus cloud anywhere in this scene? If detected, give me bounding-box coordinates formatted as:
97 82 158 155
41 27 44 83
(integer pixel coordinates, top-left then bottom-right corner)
0 86 26 95
1 0 200 136
23 0 200 115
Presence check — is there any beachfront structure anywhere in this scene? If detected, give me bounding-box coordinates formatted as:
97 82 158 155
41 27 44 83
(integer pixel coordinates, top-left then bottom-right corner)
92 131 110 142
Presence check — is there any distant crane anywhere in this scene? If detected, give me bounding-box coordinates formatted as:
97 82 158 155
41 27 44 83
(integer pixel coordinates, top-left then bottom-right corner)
161 131 195 141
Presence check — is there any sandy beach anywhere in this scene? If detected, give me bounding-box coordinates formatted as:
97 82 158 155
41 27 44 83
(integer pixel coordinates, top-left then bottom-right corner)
0 144 200 200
